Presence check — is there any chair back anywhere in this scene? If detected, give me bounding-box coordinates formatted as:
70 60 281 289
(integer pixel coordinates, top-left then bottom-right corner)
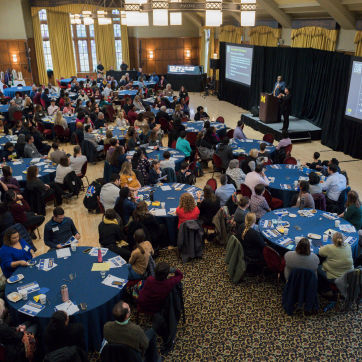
263 188 273 207
263 246 284 273
134 169 145 186
13 111 23 121
312 193 326 211
171 140 176 149
226 129 234 139
206 177 217 191
237 155 246 163
80 161 88 178
186 132 197 147
284 144 293 157
100 343 142 362
40 98 46 108
81 139 97 162
162 167 177 182
159 117 170 132
103 161 113 183
216 116 225 123
240 183 252 198
54 125 66 137
263 133 274 144
212 154 223 170
337 187 350 213
284 156 297 165
96 196 105 214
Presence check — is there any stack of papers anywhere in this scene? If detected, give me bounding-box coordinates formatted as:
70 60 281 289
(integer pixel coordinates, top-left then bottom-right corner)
55 300 79 316
274 209 289 216
322 212 338 220
17 282 40 294
60 236 78 247
280 184 292 190
344 236 357 245
261 220 273 228
19 301 45 316
338 224 356 233
160 185 172 191
89 247 108 257
56 248 71 258
38 258 57 271
107 256 127 268
91 262 111 271
271 165 282 169
151 209 167 216
279 237 293 246
102 274 127 289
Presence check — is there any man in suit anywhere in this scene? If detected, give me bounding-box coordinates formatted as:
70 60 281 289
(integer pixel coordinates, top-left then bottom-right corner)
278 87 292 132
273 75 286 97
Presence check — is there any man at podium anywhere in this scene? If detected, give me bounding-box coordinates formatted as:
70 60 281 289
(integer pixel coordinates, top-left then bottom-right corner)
272 75 286 97
278 86 292 132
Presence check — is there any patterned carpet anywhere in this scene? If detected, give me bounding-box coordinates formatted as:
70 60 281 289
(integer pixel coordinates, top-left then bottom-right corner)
91 243 362 361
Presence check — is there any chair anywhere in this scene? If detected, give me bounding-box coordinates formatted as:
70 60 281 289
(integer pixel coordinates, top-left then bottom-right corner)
134 169 145 187
206 177 217 191
54 125 70 142
159 117 171 133
186 132 197 147
81 139 98 163
336 187 350 214
240 184 252 198
216 116 225 123
96 196 105 214
226 129 234 139
284 144 293 157
100 343 142 362
162 167 177 182
263 133 275 144
103 161 113 183
79 161 89 189
237 155 246 163
313 193 326 211
13 110 23 121
264 189 283 210
5 223 36 252
212 154 224 177
37 122 53 138
263 246 284 282
284 156 297 165
171 140 176 149
263 159 273 166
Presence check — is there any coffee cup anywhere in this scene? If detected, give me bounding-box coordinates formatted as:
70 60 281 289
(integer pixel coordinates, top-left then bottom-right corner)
323 234 328 242
71 243 76 252
284 228 289 236
335 220 340 228
39 294 46 305
19 290 27 301
161 202 166 209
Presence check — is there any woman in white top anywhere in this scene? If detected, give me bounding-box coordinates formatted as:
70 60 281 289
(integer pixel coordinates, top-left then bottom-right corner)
70 145 87 176
226 159 246 190
55 156 73 185
133 95 145 112
54 111 68 130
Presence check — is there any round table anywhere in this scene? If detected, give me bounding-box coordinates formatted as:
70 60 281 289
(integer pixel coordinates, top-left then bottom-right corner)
118 90 138 99
0 104 9 114
5 247 128 351
143 96 176 106
3 86 32 98
7 158 56 186
183 121 227 135
128 146 185 171
95 126 142 143
265 164 321 207
60 78 87 85
0 134 15 151
137 183 202 245
229 138 276 157
40 115 78 134
133 81 156 88
259 208 359 258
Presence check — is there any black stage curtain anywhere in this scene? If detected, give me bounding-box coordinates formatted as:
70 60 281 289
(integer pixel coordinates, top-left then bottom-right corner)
167 74 206 92
218 42 361 159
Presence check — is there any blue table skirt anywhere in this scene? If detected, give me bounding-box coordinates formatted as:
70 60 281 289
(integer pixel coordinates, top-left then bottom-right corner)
133 81 156 88
0 104 9 113
5 247 128 351
118 90 138 99
8 158 56 187
0 135 15 151
183 121 227 136
143 96 175 106
138 183 202 244
40 116 77 134
60 78 87 85
259 208 359 258
229 138 276 157
265 164 317 207
3 86 32 98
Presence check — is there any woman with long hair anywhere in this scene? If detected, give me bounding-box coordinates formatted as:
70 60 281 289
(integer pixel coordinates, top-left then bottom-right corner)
1 165 20 192
54 110 68 130
115 108 129 128
126 126 139 151
294 181 315 210
119 161 141 191
62 102 74 115
109 145 126 174
114 187 137 225
176 193 200 228
198 185 220 226
131 148 150 184
339 190 362 230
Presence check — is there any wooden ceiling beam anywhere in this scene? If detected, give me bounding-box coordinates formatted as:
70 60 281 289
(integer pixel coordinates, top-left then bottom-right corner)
316 0 355 29
256 0 292 28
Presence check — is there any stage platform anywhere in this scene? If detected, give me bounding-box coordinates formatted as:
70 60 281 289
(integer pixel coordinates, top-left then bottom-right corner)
242 113 322 142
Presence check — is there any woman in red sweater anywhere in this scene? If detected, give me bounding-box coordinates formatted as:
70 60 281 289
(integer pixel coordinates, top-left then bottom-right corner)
138 261 183 314
176 192 200 228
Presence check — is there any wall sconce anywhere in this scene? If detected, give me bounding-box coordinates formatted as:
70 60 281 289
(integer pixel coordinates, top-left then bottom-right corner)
148 50 154 60
213 52 218 59
12 54 18 63
185 49 191 59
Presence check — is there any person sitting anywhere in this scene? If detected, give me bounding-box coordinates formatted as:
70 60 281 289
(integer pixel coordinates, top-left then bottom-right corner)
133 95 145 112
69 145 87 176
15 134 26 158
194 106 209 121
0 228 35 278
233 120 247 140
294 181 315 210
250 184 271 221
55 156 73 192
84 124 104 152
244 164 270 194
94 112 105 129
127 229 154 280
120 161 141 191
284 237 320 280
215 174 236 207
226 159 245 190
47 99 59 116
5 190 45 236
0 165 20 192
126 127 140 151
127 105 138 125
115 109 129 128
156 105 170 123
176 131 192 159
215 137 233 170
54 110 68 130
176 192 200 228
114 187 137 225
176 162 194 185
198 185 220 226
148 160 164 185
308 172 322 195
100 173 121 210
44 207 80 249
49 142 66 164
276 130 292 150
305 152 322 169
163 83 174 97
28 126 51 155
233 196 250 239
339 190 362 231
257 143 269 162
109 145 127 174
12 120 26 136
98 209 130 261
62 102 74 115
44 311 85 355
160 151 175 170
24 134 43 158
103 130 114 147
241 149 259 174
319 232 353 282
138 262 183 314
1 142 16 162
103 300 160 361
322 164 347 211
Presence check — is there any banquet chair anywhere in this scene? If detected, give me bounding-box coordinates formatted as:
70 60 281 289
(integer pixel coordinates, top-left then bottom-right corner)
264 189 283 210
263 133 275 144
54 125 70 142
216 116 225 123
37 122 53 139
13 110 23 122
212 154 225 176
100 343 142 362
237 155 246 164
226 129 234 139
284 156 297 165
186 132 198 148
134 169 145 187
159 117 170 133
103 161 113 183
79 161 89 190
262 246 285 283
163 167 177 183
171 140 176 149
206 177 217 191
81 140 98 163
240 184 252 198
284 144 293 157
312 193 326 211
96 196 105 214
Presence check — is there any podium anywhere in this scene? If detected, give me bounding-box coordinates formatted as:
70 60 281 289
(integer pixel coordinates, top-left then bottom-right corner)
259 92 280 124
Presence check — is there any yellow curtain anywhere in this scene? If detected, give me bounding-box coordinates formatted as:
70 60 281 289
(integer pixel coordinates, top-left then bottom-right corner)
249 26 281 47
219 25 244 44
354 31 362 57
121 25 130 67
47 11 76 80
94 20 117 71
31 12 48 85
291 26 338 52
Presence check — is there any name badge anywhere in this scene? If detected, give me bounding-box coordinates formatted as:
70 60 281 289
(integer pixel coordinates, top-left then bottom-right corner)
128 177 132 182
52 227 59 232
24 245 30 252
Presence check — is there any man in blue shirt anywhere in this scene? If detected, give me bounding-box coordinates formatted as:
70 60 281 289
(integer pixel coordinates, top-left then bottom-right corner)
44 207 80 249
149 72 159 84
273 75 286 97
215 174 236 206
233 120 247 140
322 164 347 211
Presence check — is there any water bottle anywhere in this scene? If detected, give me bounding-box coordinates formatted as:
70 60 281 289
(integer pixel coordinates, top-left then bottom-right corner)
60 284 69 302
98 248 102 263
150 190 154 202
278 216 282 226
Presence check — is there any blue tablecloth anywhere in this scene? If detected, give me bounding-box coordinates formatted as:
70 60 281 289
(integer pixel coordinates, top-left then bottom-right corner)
259 208 359 258
95 126 142 143
5 247 128 351
137 183 202 244
133 81 156 88
8 158 56 186
40 115 77 134
3 86 32 98
128 146 185 171
265 164 319 207
60 78 87 85
183 121 227 135
118 90 138 99
229 138 276 157
0 104 9 113
143 96 175 106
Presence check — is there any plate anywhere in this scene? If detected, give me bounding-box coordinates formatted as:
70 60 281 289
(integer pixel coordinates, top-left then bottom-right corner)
7 292 22 303
7 274 24 283
288 213 297 218
308 233 321 240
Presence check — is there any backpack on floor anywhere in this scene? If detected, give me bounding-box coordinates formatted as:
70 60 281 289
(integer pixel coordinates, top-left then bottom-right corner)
83 178 105 212
63 171 82 196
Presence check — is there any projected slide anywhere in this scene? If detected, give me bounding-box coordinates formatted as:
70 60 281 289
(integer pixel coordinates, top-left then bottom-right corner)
225 44 253 86
345 60 362 121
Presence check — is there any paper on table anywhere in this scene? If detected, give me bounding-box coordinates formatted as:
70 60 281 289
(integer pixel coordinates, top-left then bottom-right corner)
12 161 22 165
107 255 127 268
31 158 41 163
153 209 167 216
91 262 111 271
101 274 127 289
56 248 71 258
88 247 108 257
160 185 172 191
35 162 46 166
42 169 55 173
17 282 40 294
14 176 23 181
55 300 80 316
18 301 45 317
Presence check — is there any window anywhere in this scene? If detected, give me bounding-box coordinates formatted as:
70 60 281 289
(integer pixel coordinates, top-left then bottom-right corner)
39 9 53 70
71 15 97 73
112 10 122 69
